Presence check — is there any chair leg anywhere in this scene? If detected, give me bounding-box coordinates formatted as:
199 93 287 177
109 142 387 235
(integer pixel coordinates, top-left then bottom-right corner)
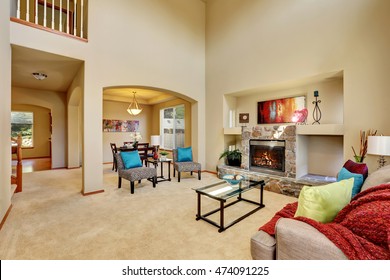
118 177 122 188
198 170 201 180
191 171 193 175
138 179 141 183
153 176 156 188
178 171 181 182
173 168 176 177
130 181 135 194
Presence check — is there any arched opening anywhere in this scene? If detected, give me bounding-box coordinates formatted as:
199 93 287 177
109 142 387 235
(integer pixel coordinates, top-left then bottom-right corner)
102 85 199 168
11 104 52 172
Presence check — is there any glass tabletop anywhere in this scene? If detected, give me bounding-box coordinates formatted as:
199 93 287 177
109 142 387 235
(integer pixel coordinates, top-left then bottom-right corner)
193 179 264 201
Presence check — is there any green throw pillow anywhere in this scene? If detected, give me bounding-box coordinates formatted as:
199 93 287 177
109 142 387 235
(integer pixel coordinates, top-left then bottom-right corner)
120 151 142 169
294 178 354 223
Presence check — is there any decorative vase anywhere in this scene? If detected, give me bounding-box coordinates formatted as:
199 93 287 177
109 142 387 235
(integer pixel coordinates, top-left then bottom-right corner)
354 155 364 163
153 152 159 160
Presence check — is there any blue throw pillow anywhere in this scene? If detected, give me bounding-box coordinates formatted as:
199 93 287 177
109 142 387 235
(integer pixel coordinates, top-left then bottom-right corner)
120 151 142 169
337 167 364 198
177 147 193 162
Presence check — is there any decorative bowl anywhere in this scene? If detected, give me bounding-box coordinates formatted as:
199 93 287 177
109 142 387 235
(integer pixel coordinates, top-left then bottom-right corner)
222 174 245 186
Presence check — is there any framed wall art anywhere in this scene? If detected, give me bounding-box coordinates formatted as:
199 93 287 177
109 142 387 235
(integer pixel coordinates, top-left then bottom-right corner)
239 113 249 124
257 96 306 124
102 119 139 132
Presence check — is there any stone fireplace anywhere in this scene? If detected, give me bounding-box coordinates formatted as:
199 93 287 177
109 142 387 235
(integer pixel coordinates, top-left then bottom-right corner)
242 125 296 178
250 139 285 174
218 124 340 197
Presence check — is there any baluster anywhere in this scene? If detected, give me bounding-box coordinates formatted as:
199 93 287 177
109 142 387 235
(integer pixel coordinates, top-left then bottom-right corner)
67 0 70 34
80 0 84 38
59 0 62 32
44 0 47 27
35 0 38 24
17 0 20 18
73 0 77 36
52 0 55 29
26 0 30 21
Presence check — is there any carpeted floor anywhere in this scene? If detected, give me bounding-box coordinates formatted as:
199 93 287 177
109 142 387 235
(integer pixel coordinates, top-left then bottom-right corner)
0 164 296 260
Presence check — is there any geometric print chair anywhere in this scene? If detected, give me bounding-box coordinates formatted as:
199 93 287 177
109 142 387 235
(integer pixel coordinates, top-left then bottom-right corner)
115 152 157 194
172 147 201 182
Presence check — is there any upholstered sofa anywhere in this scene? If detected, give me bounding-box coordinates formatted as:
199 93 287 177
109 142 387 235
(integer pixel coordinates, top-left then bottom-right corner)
250 164 390 260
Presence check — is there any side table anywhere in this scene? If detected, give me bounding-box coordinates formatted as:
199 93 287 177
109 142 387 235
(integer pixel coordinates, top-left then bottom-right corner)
146 158 172 183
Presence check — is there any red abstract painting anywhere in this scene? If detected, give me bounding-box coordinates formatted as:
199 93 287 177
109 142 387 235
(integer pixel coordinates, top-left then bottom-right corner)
257 96 306 124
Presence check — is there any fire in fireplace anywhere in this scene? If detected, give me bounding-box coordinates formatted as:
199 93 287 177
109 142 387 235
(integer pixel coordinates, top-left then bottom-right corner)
250 139 286 173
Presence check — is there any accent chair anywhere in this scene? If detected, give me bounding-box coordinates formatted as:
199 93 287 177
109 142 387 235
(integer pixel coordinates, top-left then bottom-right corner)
115 152 157 194
172 147 201 182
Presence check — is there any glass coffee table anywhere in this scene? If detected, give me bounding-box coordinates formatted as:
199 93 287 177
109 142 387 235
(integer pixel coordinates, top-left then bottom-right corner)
193 179 265 232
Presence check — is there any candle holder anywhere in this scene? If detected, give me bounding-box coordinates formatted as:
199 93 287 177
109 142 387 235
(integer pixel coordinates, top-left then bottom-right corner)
312 91 322 124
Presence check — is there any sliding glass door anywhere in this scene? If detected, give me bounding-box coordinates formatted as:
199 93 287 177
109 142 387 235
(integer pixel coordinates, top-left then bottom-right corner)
160 105 185 150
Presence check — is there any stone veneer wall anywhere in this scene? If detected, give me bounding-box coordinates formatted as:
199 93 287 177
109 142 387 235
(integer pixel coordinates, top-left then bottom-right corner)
241 125 297 178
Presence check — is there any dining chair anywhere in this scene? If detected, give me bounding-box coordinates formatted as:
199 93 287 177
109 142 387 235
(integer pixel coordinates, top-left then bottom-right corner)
110 143 118 171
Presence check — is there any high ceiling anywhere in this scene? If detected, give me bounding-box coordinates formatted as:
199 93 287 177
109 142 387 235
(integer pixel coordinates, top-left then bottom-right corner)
11 45 176 104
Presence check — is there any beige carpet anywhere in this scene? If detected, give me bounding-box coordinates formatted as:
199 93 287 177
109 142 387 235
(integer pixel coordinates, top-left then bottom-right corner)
0 164 296 260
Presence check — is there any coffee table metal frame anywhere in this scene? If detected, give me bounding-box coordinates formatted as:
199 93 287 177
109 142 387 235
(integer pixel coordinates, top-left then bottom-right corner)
194 179 265 232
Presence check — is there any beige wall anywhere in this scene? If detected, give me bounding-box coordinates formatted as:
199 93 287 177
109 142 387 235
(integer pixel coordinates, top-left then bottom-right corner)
10 0 206 193
12 87 67 168
206 0 390 172
11 104 51 159
0 0 12 224
234 78 344 127
103 100 153 163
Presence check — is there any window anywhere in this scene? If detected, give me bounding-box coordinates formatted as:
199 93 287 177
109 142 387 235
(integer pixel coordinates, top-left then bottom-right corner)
160 105 185 149
11 112 34 148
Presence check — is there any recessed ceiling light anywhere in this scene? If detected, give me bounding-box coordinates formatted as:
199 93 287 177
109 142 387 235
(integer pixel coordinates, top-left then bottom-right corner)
32 72 48 80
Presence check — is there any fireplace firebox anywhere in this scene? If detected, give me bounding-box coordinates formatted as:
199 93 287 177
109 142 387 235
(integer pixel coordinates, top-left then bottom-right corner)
250 139 285 173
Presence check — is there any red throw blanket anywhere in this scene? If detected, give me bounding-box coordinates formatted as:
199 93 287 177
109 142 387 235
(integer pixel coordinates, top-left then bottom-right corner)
259 183 390 260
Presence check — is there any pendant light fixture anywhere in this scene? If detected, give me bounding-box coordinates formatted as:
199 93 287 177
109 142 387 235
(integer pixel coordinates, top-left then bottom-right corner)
127 91 142 116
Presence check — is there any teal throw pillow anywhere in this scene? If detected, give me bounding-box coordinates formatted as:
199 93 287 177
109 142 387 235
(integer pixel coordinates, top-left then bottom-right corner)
294 178 353 223
337 167 364 198
120 151 142 169
177 147 193 162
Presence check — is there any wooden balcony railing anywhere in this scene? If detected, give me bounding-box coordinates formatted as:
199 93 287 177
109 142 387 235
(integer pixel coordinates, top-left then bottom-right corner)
11 0 88 40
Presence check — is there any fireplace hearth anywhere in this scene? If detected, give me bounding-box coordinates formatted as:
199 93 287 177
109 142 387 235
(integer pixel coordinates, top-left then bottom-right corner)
250 139 285 174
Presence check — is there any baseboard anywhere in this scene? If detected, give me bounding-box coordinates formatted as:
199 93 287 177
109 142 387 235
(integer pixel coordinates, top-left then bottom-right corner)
81 190 104 196
202 170 217 175
0 204 13 231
